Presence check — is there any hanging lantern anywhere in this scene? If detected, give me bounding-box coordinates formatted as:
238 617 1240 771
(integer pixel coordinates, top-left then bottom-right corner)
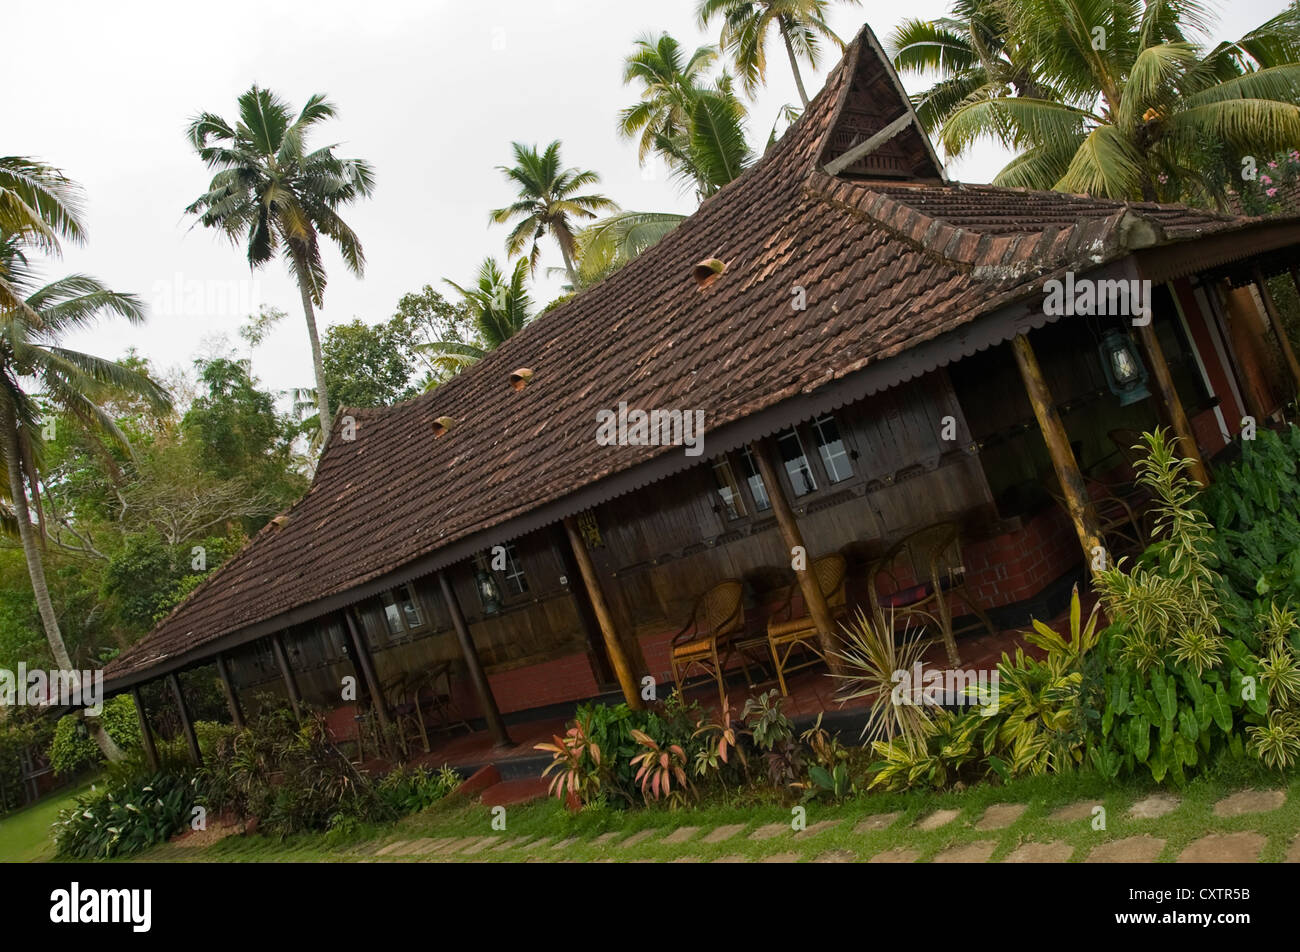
475 558 503 615
1099 328 1151 406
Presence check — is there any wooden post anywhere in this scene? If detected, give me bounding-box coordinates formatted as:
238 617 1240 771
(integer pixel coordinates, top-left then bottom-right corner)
214 654 244 729
1135 321 1210 487
131 687 159 771
749 439 841 670
271 632 302 719
437 570 513 748
563 515 644 709
1255 265 1300 398
342 608 392 732
166 673 202 766
1011 333 1106 568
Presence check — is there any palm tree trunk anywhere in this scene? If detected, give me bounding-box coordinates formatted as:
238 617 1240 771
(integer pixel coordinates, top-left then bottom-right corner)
559 243 579 288
780 23 811 109
0 400 122 761
290 252 333 448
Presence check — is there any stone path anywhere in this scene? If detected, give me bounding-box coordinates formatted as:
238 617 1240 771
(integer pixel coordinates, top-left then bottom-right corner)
369 785 1297 864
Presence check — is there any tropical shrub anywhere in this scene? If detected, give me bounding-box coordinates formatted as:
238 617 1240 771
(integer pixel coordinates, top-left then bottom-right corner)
199 708 387 837
1092 430 1266 784
377 764 461 814
47 694 141 776
742 689 804 786
795 714 854 802
1247 601 1300 769
53 771 196 859
832 609 934 751
629 729 692 807
980 586 1103 779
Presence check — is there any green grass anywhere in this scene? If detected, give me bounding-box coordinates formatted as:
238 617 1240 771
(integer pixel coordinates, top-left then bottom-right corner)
135 756 1300 863
0 778 98 863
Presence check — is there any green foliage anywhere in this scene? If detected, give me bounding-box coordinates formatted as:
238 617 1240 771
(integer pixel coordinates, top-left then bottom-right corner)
1206 425 1300 608
742 689 803 786
1096 429 1225 675
182 357 298 485
1091 430 1265 784
52 770 195 859
832 608 935 751
868 709 981 791
47 694 141 776
199 708 388 837
376 764 461 814
1247 602 1300 769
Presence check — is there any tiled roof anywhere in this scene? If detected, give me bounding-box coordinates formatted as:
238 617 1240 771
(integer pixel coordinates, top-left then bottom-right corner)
104 23 1285 686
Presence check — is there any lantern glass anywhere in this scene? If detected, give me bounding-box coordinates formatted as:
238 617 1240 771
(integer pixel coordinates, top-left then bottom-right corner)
1099 328 1151 406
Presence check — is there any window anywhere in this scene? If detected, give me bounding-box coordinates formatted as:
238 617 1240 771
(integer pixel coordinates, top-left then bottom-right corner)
738 448 772 511
711 459 748 519
776 428 818 496
380 585 424 636
811 415 853 482
500 543 529 595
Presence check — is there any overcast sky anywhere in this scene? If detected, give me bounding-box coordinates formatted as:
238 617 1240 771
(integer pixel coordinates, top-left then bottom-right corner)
6 0 1289 404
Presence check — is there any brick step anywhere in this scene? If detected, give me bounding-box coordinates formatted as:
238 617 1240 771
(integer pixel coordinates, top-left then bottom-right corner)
479 776 551 808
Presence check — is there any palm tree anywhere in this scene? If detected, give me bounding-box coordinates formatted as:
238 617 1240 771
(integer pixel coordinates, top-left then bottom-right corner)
184 86 375 446
417 257 532 381
887 0 1054 135
696 0 859 107
902 0 1300 203
1 233 171 761
656 75 756 198
0 157 85 313
619 33 720 165
490 142 618 285
571 210 686 288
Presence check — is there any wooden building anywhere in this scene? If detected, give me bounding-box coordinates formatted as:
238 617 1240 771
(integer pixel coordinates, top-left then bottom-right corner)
103 24 1300 760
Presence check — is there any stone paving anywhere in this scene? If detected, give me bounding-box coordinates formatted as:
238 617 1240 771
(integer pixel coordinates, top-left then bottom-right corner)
369 786 1298 863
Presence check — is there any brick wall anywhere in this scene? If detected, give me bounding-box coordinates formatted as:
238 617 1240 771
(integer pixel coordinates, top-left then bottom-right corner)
964 505 1080 608
453 650 601 717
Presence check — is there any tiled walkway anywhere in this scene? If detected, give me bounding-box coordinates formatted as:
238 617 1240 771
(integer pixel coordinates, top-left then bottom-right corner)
361 787 1300 863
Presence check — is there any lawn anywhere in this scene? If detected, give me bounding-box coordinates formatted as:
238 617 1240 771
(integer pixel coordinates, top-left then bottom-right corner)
0 778 98 863
137 757 1300 863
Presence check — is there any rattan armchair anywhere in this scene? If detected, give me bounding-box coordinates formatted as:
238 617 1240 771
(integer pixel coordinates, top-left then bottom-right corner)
669 579 745 710
765 554 848 696
866 522 995 667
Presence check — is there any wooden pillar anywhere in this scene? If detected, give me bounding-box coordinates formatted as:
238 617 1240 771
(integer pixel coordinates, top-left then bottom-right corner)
342 608 392 731
562 515 644 709
131 687 159 771
213 654 244 729
270 632 302 719
1135 321 1210 487
1255 265 1300 398
1011 333 1106 568
437 571 513 748
166 673 202 766
749 439 841 670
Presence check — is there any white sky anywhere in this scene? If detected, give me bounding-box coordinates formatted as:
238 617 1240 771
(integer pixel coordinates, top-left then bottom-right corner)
5 0 1289 403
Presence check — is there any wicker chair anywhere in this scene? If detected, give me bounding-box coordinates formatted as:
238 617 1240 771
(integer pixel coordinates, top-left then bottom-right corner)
765 554 848 696
866 522 995 666
669 579 745 710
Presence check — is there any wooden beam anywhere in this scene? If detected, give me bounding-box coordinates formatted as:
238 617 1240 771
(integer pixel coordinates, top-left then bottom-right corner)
1011 333 1105 567
749 439 842 670
131 687 159 771
823 113 914 176
437 570 513 748
1255 265 1300 398
342 608 392 732
563 515 644 709
1135 321 1210 487
213 654 244 729
166 673 202 767
271 632 302 719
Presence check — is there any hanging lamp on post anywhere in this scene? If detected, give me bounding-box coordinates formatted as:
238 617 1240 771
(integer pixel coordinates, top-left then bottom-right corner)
474 553 503 615
1099 328 1151 406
